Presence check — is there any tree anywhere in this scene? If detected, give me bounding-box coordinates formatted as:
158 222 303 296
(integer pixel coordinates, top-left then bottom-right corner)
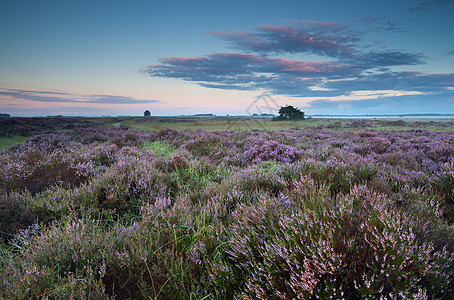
273 105 305 121
144 110 151 117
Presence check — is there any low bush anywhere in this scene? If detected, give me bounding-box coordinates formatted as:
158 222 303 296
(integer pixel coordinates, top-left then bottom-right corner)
1 120 453 299
0 191 35 243
243 137 302 165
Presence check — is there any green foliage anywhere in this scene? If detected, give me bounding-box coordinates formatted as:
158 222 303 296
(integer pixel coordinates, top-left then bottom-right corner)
273 105 305 121
0 135 29 150
144 141 176 158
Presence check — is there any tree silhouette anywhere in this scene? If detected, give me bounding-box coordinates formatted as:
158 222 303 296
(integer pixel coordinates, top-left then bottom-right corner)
273 105 305 121
144 110 151 117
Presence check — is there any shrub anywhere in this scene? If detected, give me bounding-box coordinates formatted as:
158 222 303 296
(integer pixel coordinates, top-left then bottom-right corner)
0 143 101 194
0 191 35 243
1 220 108 299
208 184 454 299
87 153 179 216
243 138 302 165
1 119 454 299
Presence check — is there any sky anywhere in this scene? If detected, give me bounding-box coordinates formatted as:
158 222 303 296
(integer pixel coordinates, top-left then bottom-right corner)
0 0 453 117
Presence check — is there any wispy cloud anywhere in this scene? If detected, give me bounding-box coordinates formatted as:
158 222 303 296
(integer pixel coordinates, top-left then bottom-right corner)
324 71 454 93
209 21 418 65
89 95 159 104
3 106 105 117
209 21 359 58
0 88 159 104
348 51 424 68
354 16 406 33
410 0 454 11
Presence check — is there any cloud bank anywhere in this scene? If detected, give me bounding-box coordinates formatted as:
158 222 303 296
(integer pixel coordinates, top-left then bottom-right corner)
209 21 359 58
142 20 453 114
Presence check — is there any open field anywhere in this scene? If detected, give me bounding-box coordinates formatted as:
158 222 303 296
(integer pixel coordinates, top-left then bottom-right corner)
0 117 453 299
121 116 454 132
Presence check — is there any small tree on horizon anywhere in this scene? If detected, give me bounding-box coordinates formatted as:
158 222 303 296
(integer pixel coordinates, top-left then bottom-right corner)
144 110 151 117
273 105 305 121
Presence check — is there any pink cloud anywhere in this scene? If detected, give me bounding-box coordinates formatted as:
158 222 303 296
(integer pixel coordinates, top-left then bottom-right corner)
210 21 358 58
143 21 433 99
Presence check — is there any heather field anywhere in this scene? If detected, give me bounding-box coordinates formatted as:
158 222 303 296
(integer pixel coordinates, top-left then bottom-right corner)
1 117 454 299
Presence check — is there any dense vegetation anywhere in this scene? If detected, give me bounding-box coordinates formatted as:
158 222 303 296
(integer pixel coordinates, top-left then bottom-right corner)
0 117 102 137
0 117 453 299
273 105 305 121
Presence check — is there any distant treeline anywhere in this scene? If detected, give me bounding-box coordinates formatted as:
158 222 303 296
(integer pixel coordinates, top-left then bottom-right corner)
252 113 275 117
190 113 215 117
0 113 11 118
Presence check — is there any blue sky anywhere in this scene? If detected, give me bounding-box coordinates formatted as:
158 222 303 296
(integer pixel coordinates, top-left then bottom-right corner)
0 0 453 116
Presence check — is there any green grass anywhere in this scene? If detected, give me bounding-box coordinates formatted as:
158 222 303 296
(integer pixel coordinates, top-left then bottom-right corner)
119 116 454 132
144 141 176 158
88 117 132 128
0 136 29 150
121 117 337 131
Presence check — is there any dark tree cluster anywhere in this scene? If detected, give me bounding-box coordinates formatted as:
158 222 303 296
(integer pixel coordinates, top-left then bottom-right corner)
273 105 305 121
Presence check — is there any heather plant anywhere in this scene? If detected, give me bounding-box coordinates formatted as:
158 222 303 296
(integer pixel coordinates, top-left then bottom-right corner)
0 117 99 138
224 164 287 197
30 185 94 225
181 134 221 157
433 160 454 221
353 136 392 155
87 153 179 216
110 130 141 148
0 142 114 195
101 196 200 299
179 132 241 165
0 191 35 243
209 183 453 299
155 128 180 142
242 137 302 165
1 220 109 299
2 203 197 299
1 118 454 299
82 143 119 169
166 150 191 172
1 148 65 194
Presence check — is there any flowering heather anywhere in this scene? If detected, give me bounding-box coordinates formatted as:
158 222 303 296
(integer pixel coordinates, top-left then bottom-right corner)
243 137 302 164
0 118 453 299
